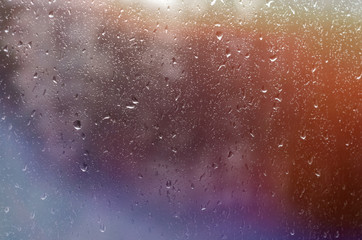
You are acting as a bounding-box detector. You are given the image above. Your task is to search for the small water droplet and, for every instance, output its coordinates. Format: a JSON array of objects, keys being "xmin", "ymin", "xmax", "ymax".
[
  {"xmin": 52, "ymin": 76, "xmax": 57, "ymax": 84},
  {"xmin": 212, "ymin": 163, "xmax": 218, "ymax": 169},
  {"xmin": 40, "ymin": 193, "xmax": 48, "ymax": 200},
  {"xmin": 4, "ymin": 207, "xmax": 10, "ymax": 213},
  {"xmin": 315, "ymin": 170, "xmax": 321, "ymax": 178},
  {"xmin": 73, "ymin": 120, "xmax": 81, "ymax": 130},
  {"xmin": 131, "ymin": 96, "xmax": 139, "ymax": 104},
  {"xmin": 138, "ymin": 173, "xmax": 143, "ymax": 179},
  {"xmin": 290, "ymin": 229, "xmax": 295, "ymax": 236},
  {"xmin": 48, "ymin": 11, "xmax": 54, "ymax": 18},
  {"xmin": 300, "ymin": 131, "xmax": 306, "ymax": 140},
  {"xmin": 225, "ymin": 48, "xmax": 231, "ymax": 58},
  {"xmin": 99, "ymin": 224, "xmax": 106, "ymax": 233},
  {"xmin": 126, "ymin": 105, "xmax": 135, "ymax": 109},
  {"xmin": 216, "ymin": 31, "xmax": 223, "ymax": 40},
  {"xmin": 33, "ymin": 72, "xmax": 38, "ymax": 79},
  {"xmin": 30, "ymin": 110, "xmax": 36, "ymax": 118},
  {"xmin": 261, "ymin": 86, "xmax": 267, "ymax": 93},
  {"xmin": 313, "ymin": 99, "xmax": 318, "ymax": 108},
  {"xmin": 269, "ymin": 55, "xmax": 277, "ymax": 62},
  {"xmin": 201, "ymin": 207, "xmax": 206, "ymax": 211},
  {"xmin": 166, "ymin": 180, "xmax": 172, "ymax": 189},
  {"xmin": 80, "ymin": 163, "xmax": 88, "ymax": 172},
  {"xmin": 266, "ymin": 0, "xmax": 274, "ymax": 7}
]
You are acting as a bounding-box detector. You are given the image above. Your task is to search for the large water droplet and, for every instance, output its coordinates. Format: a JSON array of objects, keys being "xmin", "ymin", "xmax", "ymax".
[{"xmin": 48, "ymin": 11, "xmax": 54, "ymax": 18}]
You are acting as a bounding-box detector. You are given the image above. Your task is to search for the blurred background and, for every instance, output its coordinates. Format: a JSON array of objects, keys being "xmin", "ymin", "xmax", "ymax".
[{"xmin": 0, "ymin": 0, "xmax": 361, "ymax": 239}]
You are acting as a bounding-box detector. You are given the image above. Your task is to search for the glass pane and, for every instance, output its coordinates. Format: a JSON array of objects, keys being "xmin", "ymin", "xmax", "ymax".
[{"xmin": 1, "ymin": 0, "xmax": 361, "ymax": 239}]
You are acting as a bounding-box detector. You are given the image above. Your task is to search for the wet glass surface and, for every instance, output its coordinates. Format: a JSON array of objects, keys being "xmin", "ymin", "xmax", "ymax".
[{"xmin": 0, "ymin": 0, "xmax": 361, "ymax": 239}]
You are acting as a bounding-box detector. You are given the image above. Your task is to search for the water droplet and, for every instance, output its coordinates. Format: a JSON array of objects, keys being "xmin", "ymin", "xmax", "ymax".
[
  {"xmin": 308, "ymin": 157, "xmax": 313, "ymax": 165},
  {"xmin": 269, "ymin": 55, "xmax": 278, "ymax": 62},
  {"xmin": 73, "ymin": 120, "xmax": 81, "ymax": 130},
  {"xmin": 126, "ymin": 105, "xmax": 135, "ymax": 109},
  {"xmin": 261, "ymin": 86, "xmax": 267, "ymax": 93},
  {"xmin": 300, "ymin": 131, "xmax": 306, "ymax": 140},
  {"xmin": 31, "ymin": 110, "xmax": 36, "ymax": 118},
  {"xmin": 315, "ymin": 170, "xmax": 321, "ymax": 178},
  {"xmin": 313, "ymin": 99, "xmax": 318, "ymax": 108},
  {"xmin": 33, "ymin": 72, "xmax": 38, "ymax": 79},
  {"xmin": 290, "ymin": 229, "xmax": 295, "ymax": 236},
  {"xmin": 40, "ymin": 193, "xmax": 48, "ymax": 200},
  {"xmin": 216, "ymin": 31, "xmax": 223, "ymax": 40},
  {"xmin": 80, "ymin": 163, "xmax": 88, "ymax": 172},
  {"xmin": 131, "ymin": 96, "xmax": 139, "ymax": 104},
  {"xmin": 201, "ymin": 207, "xmax": 206, "ymax": 211},
  {"xmin": 99, "ymin": 224, "xmax": 106, "ymax": 233},
  {"xmin": 266, "ymin": 0, "xmax": 274, "ymax": 7},
  {"xmin": 4, "ymin": 207, "xmax": 10, "ymax": 213},
  {"xmin": 52, "ymin": 76, "xmax": 57, "ymax": 84},
  {"xmin": 166, "ymin": 180, "xmax": 172, "ymax": 189},
  {"xmin": 48, "ymin": 11, "xmax": 54, "ymax": 18},
  {"xmin": 212, "ymin": 163, "xmax": 218, "ymax": 169},
  {"xmin": 225, "ymin": 48, "xmax": 231, "ymax": 58}
]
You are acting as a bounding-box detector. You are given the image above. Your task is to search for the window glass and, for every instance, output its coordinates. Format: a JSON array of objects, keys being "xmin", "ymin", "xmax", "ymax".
[{"xmin": 0, "ymin": 0, "xmax": 361, "ymax": 239}]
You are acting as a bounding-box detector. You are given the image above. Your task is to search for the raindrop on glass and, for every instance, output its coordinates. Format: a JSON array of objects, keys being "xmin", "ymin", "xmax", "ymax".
[
  {"xmin": 80, "ymin": 163, "xmax": 88, "ymax": 172},
  {"xmin": 216, "ymin": 31, "xmax": 223, "ymax": 40},
  {"xmin": 99, "ymin": 224, "xmax": 106, "ymax": 233},
  {"xmin": 166, "ymin": 180, "xmax": 172, "ymax": 189},
  {"xmin": 4, "ymin": 207, "xmax": 10, "ymax": 213},
  {"xmin": 269, "ymin": 55, "xmax": 278, "ymax": 62},
  {"xmin": 73, "ymin": 120, "xmax": 82, "ymax": 130},
  {"xmin": 40, "ymin": 193, "xmax": 48, "ymax": 200}
]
